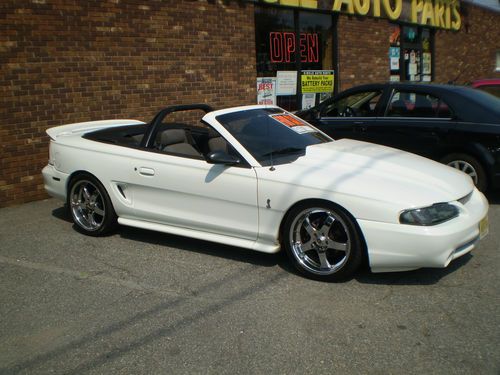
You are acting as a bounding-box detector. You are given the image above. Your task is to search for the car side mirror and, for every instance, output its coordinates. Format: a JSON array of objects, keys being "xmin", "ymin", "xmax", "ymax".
[{"xmin": 206, "ymin": 151, "xmax": 241, "ymax": 166}]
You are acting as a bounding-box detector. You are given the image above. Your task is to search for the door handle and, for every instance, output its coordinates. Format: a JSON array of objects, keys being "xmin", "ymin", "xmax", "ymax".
[{"xmin": 138, "ymin": 167, "xmax": 155, "ymax": 176}]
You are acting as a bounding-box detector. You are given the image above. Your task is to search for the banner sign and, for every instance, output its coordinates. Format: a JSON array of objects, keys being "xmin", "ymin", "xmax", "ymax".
[
  {"xmin": 257, "ymin": 77, "xmax": 277, "ymax": 105},
  {"xmin": 252, "ymin": 0, "xmax": 461, "ymax": 31},
  {"xmin": 276, "ymin": 71, "xmax": 297, "ymax": 95},
  {"xmin": 301, "ymin": 70, "xmax": 334, "ymax": 94}
]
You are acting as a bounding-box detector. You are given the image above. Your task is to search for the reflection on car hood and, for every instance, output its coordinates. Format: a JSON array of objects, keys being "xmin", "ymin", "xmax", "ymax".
[{"xmin": 271, "ymin": 139, "xmax": 473, "ymax": 208}]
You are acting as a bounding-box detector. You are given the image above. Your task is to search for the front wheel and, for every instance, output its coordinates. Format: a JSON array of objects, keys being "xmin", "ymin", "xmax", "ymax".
[
  {"xmin": 282, "ymin": 202, "xmax": 364, "ymax": 282},
  {"xmin": 67, "ymin": 174, "xmax": 117, "ymax": 236},
  {"xmin": 441, "ymin": 153, "xmax": 487, "ymax": 192}
]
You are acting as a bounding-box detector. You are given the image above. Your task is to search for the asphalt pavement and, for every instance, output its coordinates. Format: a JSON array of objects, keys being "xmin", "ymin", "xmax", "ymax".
[{"xmin": 0, "ymin": 195, "xmax": 499, "ymax": 374}]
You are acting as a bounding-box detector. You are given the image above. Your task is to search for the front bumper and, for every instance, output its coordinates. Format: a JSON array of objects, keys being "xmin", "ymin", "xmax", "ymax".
[
  {"xmin": 42, "ymin": 164, "xmax": 69, "ymax": 202},
  {"xmin": 359, "ymin": 189, "xmax": 489, "ymax": 273}
]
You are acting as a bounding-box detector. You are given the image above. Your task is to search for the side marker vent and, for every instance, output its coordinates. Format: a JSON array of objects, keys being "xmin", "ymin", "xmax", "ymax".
[
  {"xmin": 117, "ymin": 184, "xmax": 127, "ymax": 199},
  {"xmin": 458, "ymin": 191, "xmax": 473, "ymax": 205}
]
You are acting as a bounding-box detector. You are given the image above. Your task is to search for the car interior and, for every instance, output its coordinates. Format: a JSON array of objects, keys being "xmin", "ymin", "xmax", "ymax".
[{"xmin": 84, "ymin": 120, "xmax": 232, "ymax": 161}]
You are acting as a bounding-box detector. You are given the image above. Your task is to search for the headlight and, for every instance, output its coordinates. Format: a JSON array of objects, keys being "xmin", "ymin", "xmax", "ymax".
[{"xmin": 400, "ymin": 203, "xmax": 459, "ymax": 226}]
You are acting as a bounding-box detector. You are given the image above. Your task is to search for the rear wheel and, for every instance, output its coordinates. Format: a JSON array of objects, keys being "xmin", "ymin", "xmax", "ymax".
[
  {"xmin": 67, "ymin": 174, "xmax": 117, "ymax": 236},
  {"xmin": 441, "ymin": 153, "xmax": 487, "ymax": 192},
  {"xmin": 282, "ymin": 202, "xmax": 364, "ymax": 282}
]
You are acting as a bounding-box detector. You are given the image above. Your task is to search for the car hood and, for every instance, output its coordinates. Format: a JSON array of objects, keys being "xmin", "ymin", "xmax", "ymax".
[{"xmin": 266, "ymin": 139, "xmax": 473, "ymax": 209}]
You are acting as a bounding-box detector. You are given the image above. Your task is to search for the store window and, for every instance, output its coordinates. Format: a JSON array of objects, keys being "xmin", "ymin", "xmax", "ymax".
[
  {"xmin": 255, "ymin": 7, "xmax": 336, "ymax": 111},
  {"xmin": 389, "ymin": 26, "xmax": 434, "ymax": 82}
]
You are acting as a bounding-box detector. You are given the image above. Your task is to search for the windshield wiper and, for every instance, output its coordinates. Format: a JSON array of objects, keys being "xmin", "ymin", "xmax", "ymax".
[{"xmin": 262, "ymin": 147, "xmax": 305, "ymax": 157}]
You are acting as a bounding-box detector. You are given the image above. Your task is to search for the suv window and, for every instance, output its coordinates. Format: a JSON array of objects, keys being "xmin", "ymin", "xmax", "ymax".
[
  {"xmin": 322, "ymin": 90, "xmax": 383, "ymax": 117},
  {"xmin": 386, "ymin": 91, "xmax": 452, "ymax": 118}
]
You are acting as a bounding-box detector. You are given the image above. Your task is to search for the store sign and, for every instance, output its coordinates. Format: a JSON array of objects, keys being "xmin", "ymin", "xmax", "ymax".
[
  {"xmin": 257, "ymin": 77, "xmax": 277, "ymax": 105},
  {"xmin": 276, "ymin": 71, "xmax": 298, "ymax": 95},
  {"xmin": 301, "ymin": 70, "xmax": 334, "ymax": 94},
  {"xmin": 255, "ymin": 0, "xmax": 461, "ymax": 30},
  {"xmin": 270, "ymin": 32, "xmax": 319, "ymax": 63}
]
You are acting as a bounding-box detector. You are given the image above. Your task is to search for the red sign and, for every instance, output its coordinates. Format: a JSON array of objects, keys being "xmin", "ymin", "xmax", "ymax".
[
  {"xmin": 271, "ymin": 114, "xmax": 307, "ymax": 127},
  {"xmin": 270, "ymin": 32, "xmax": 319, "ymax": 64}
]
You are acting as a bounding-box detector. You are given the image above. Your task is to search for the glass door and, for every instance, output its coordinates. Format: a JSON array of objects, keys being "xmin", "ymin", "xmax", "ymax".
[{"xmin": 400, "ymin": 26, "xmax": 434, "ymax": 82}]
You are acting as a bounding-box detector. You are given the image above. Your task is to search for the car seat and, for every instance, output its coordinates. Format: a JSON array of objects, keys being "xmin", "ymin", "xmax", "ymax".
[{"xmin": 160, "ymin": 129, "xmax": 201, "ymax": 156}]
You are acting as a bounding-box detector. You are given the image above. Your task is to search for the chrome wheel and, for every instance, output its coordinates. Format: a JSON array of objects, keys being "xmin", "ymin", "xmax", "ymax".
[
  {"xmin": 69, "ymin": 180, "xmax": 106, "ymax": 232},
  {"xmin": 447, "ymin": 160, "xmax": 478, "ymax": 185},
  {"xmin": 289, "ymin": 208, "xmax": 351, "ymax": 276}
]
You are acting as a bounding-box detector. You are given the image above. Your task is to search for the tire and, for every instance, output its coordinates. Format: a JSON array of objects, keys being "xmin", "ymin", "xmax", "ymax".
[
  {"xmin": 440, "ymin": 153, "xmax": 487, "ymax": 192},
  {"xmin": 282, "ymin": 201, "xmax": 364, "ymax": 282},
  {"xmin": 67, "ymin": 173, "xmax": 117, "ymax": 236}
]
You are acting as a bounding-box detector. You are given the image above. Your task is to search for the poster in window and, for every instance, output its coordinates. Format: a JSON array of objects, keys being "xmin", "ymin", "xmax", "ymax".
[
  {"xmin": 389, "ymin": 47, "xmax": 400, "ymax": 59},
  {"xmin": 276, "ymin": 71, "xmax": 297, "ymax": 96},
  {"xmin": 409, "ymin": 63, "xmax": 417, "ymax": 75},
  {"xmin": 390, "ymin": 58, "xmax": 400, "ymax": 70},
  {"xmin": 389, "ymin": 47, "xmax": 400, "ymax": 70},
  {"xmin": 300, "ymin": 70, "xmax": 334, "ymax": 94},
  {"xmin": 257, "ymin": 77, "xmax": 277, "ymax": 105},
  {"xmin": 302, "ymin": 93, "xmax": 316, "ymax": 109},
  {"xmin": 422, "ymin": 53, "xmax": 431, "ymax": 75}
]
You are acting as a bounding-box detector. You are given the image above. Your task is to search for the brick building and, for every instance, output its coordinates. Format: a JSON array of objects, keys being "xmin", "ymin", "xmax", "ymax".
[{"xmin": 1, "ymin": 0, "xmax": 499, "ymax": 207}]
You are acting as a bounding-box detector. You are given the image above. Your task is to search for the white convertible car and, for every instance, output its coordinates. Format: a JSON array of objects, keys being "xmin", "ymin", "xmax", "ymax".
[{"xmin": 42, "ymin": 104, "xmax": 489, "ymax": 281}]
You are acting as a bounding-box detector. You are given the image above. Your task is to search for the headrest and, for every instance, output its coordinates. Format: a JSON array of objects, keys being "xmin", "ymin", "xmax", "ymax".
[
  {"xmin": 207, "ymin": 128, "xmax": 220, "ymax": 139},
  {"xmin": 161, "ymin": 129, "xmax": 187, "ymax": 146}
]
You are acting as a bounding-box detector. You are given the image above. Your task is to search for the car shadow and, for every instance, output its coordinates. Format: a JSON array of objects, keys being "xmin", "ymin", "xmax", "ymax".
[
  {"xmin": 354, "ymin": 253, "xmax": 473, "ymax": 285},
  {"xmin": 117, "ymin": 225, "xmax": 288, "ymax": 269},
  {"xmin": 52, "ymin": 205, "xmax": 72, "ymax": 223},
  {"xmin": 110, "ymin": 224, "xmax": 477, "ymax": 285},
  {"xmin": 51, "ymin": 205, "xmax": 475, "ymax": 285},
  {"xmin": 51, "ymin": 205, "xmax": 290, "ymax": 269}
]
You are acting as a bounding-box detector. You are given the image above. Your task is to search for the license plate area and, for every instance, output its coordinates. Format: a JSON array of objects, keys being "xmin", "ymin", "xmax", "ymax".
[{"xmin": 479, "ymin": 216, "xmax": 489, "ymax": 239}]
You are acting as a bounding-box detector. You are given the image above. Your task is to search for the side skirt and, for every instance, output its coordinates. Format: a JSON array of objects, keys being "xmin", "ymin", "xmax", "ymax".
[{"xmin": 117, "ymin": 217, "xmax": 281, "ymax": 254}]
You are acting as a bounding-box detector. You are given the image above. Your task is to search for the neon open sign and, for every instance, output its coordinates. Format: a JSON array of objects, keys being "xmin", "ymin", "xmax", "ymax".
[{"xmin": 269, "ymin": 32, "xmax": 319, "ymax": 63}]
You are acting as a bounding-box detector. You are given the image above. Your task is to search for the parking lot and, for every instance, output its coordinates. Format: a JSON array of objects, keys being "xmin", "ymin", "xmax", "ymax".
[{"xmin": 0, "ymin": 195, "xmax": 499, "ymax": 374}]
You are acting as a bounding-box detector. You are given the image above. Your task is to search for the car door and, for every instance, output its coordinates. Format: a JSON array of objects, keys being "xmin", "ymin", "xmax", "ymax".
[
  {"xmin": 125, "ymin": 139, "xmax": 259, "ymax": 241},
  {"xmin": 371, "ymin": 89, "xmax": 456, "ymax": 159},
  {"xmin": 311, "ymin": 88, "xmax": 385, "ymax": 141}
]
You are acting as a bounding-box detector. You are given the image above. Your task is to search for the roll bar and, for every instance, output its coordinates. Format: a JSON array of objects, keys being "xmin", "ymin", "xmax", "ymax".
[{"xmin": 141, "ymin": 104, "xmax": 214, "ymax": 148}]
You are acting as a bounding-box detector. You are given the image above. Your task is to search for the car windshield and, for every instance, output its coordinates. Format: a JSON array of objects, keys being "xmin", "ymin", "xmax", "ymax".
[{"xmin": 216, "ymin": 108, "xmax": 331, "ymax": 166}]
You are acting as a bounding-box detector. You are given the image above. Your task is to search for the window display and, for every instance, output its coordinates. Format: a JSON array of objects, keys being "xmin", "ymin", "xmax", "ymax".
[
  {"xmin": 389, "ymin": 25, "xmax": 433, "ymax": 82},
  {"xmin": 255, "ymin": 7, "xmax": 335, "ymax": 111}
]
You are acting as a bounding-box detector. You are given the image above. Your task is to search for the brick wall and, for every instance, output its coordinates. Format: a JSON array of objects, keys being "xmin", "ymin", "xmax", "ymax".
[
  {"xmin": 435, "ymin": 4, "xmax": 500, "ymax": 84},
  {"xmin": 0, "ymin": 0, "xmax": 256, "ymax": 207},
  {"xmin": 337, "ymin": 15, "xmax": 393, "ymax": 91}
]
